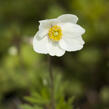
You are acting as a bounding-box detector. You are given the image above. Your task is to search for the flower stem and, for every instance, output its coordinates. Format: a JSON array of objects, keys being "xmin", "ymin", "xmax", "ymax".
[{"xmin": 48, "ymin": 55, "xmax": 55, "ymax": 109}]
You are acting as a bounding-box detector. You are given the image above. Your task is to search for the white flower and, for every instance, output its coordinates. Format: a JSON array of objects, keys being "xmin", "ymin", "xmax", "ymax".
[{"xmin": 33, "ymin": 14, "xmax": 85, "ymax": 57}]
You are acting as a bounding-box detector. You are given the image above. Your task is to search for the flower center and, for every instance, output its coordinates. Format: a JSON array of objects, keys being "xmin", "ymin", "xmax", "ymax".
[{"xmin": 48, "ymin": 25, "xmax": 62, "ymax": 41}]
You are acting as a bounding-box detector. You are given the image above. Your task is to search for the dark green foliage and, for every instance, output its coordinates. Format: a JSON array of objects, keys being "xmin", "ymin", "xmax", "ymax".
[{"xmin": 21, "ymin": 74, "xmax": 75, "ymax": 109}]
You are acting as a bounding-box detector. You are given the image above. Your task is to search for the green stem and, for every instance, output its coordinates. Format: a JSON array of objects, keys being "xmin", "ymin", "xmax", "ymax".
[{"xmin": 48, "ymin": 55, "xmax": 55, "ymax": 109}]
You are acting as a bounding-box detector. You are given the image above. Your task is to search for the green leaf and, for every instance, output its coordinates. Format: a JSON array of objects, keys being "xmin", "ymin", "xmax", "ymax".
[
  {"xmin": 21, "ymin": 104, "xmax": 43, "ymax": 109},
  {"xmin": 25, "ymin": 96, "xmax": 49, "ymax": 105},
  {"xmin": 20, "ymin": 104, "xmax": 34, "ymax": 109}
]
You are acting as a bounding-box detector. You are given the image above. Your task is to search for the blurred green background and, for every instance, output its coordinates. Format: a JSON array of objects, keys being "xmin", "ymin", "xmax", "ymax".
[{"xmin": 0, "ymin": 0, "xmax": 109, "ymax": 109}]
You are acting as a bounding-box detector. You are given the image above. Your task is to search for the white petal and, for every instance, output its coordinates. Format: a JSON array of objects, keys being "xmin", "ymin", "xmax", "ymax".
[
  {"xmin": 58, "ymin": 14, "xmax": 78, "ymax": 24},
  {"xmin": 39, "ymin": 19, "xmax": 59, "ymax": 29},
  {"xmin": 38, "ymin": 19, "xmax": 59, "ymax": 38},
  {"xmin": 33, "ymin": 32, "xmax": 65, "ymax": 56},
  {"xmin": 59, "ymin": 23, "xmax": 85, "ymax": 51},
  {"xmin": 33, "ymin": 32, "xmax": 49, "ymax": 54},
  {"xmin": 38, "ymin": 28, "xmax": 49, "ymax": 39},
  {"xmin": 47, "ymin": 40, "xmax": 65, "ymax": 57},
  {"xmin": 59, "ymin": 23, "xmax": 85, "ymax": 36},
  {"xmin": 59, "ymin": 36, "xmax": 84, "ymax": 51}
]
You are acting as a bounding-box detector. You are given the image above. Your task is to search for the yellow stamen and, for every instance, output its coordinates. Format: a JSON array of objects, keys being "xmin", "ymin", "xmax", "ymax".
[{"xmin": 48, "ymin": 25, "xmax": 62, "ymax": 41}]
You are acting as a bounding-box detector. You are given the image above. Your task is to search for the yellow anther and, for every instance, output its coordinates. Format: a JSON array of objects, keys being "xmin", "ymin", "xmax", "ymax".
[{"xmin": 48, "ymin": 25, "xmax": 62, "ymax": 41}]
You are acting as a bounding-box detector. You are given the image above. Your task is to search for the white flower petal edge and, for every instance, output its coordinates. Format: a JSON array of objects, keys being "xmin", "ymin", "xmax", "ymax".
[
  {"xmin": 33, "ymin": 32, "xmax": 65, "ymax": 56},
  {"xmin": 57, "ymin": 14, "xmax": 78, "ymax": 24},
  {"xmin": 59, "ymin": 23, "xmax": 85, "ymax": 51},
  {"xmin": 33, "ymin": 32, "xmax": 48, "ymax": 54},
  {"xmin": 47, "ymin": 41, "xmax": 65, "ymax": 57},
  {"xmin": 59, "ymin": 37, "xmax": 84, "ymax": 51},
  {"xmin": 59, "ymin": 23, "xmax": 85, "ymax": 36}
]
